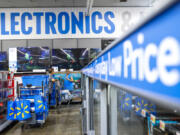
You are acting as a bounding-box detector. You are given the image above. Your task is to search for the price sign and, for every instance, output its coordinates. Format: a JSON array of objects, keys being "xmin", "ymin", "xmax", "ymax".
[
  {"xmin": 150, "ymin": 114, "xmax": 156, "ymax": 124},
  {"xmin": 160, "ymin": 120, "xmax": 165, "ymax": 131},
  {"xmin": 141, "ymin": 109, "xmax": 146, "ymax": 117}
]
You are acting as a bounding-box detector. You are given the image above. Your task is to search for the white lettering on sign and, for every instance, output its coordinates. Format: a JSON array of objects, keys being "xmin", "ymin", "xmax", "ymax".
[
  {"xmin": 108, "ymin": 52, "xmax": 122, "ymax": 77},
  {"xmin": 101, "ymin": 58, "xmax": 108, "ymax": 80},
  {"xmin": 123, "ymin": 34, "xmax": 180, "ymax": 86},
  {"xmin": 158, "ymin": 37, "xmax": 180, "ymax": 86},
  {"xmin": 88, "ymin": 67, "xmax": 94, "ymax": 75},
  {"xmin": 123, "ymin": 40, "xmax": 133, "ymax": 78},
  {"xmin": 101, "ymin": 57, "xmax": 108, "ymax": 76},
  {"xmin": 0, "ymin": 8, "xmax": 147, "ymax": 39},
  {"xmin": 132, "ymin": 46, "xmax": 144, "ymax": 80},
  {"xmin": 144, "ymin": 43, "xmax": 158, "ymax": 83},
  {"xmin": 84, "ymin": 35, "xmax": 179, "ymax": 87},
  {"xmin": 95, "ymin": 61, "xmax": 100, "ymax": 74}
]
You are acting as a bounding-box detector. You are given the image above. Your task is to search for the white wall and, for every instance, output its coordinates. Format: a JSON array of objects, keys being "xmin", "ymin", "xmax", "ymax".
[
  {"xmin": 1, "ymin": 40, "xmax": 27, "ymax": 52},
  {"xmin": 27, "ymin": 39, "xmax": 53, "ymax": 48},
  {"xmin": 78, "ymin": 39, "xmax": 101, "ymax": 48},
  {"xmin": 53, "ymin": 39, "xmax": 77, "ymax": 48}
]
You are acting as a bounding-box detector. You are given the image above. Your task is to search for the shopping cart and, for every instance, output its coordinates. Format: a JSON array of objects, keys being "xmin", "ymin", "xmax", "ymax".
[
  {"xmin": 7, "ymin": 75, "xmax": 49, "ymax": 128},
  {"xmin": 18, "ymin": 84, "xmax": 48, "ymax": 126}
]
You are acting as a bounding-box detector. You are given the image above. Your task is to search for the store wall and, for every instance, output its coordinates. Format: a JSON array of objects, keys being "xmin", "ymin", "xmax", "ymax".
[
  {"xmin": 0, "ymin": 0, "xmax": 150, "ymax": 8},
  {"xmin": 28, "ymin": 39, "xmax": 53, "ymax": 49},
  {"xmin": 53, "ymin": 39, "xmax": 77, "ymax": 48},
  {"xmin": 1, "ymin": 40, "xmax": 27, "ymax": 52},
  {"xmin": 0, "ymin": 39, "xmax": 101, "ymax": 52}
]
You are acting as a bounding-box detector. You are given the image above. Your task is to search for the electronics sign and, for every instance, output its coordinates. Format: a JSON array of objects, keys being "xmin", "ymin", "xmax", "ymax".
[{"xmin": 0, "ymin": 7, "xmax": 147, "ymax": 39}]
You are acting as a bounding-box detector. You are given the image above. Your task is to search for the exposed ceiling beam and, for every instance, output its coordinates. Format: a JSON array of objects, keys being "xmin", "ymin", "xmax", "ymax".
[{"xmin": 86, "ymin": 0, "xmax": 94, "ymax": 16}]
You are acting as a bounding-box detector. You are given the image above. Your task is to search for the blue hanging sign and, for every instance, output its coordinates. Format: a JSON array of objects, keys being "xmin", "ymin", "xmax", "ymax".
[{"xmin": 82, "ymin": 2, "xmax": 180, "ymax": 110}]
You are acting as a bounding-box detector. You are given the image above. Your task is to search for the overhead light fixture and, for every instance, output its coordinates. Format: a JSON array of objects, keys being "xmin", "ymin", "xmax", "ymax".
[
  {"xmin": 30, "ymin": 0, "xmax": 36, "ymax": 2},
  {"xmin": 120, "ymin": 0, "xmax": 127, "ymax": 2}
]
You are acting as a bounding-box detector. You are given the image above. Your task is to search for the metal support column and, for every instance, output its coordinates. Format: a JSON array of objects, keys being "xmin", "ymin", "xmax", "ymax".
[{"xmin": 100, "ymin": 85, "xmax": 108, "ymax": 135}]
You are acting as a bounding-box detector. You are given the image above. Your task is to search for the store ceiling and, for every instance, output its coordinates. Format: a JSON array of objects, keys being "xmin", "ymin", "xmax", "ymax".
[{"xmin": 0, "ymin": 0, "xmax": 151, "ymax": 8}]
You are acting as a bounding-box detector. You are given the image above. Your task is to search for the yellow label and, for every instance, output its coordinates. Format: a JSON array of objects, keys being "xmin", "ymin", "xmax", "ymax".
[
  {"xmin": 39, "ymin": 104, "xmax": 43, "ymax": 109},
  {"xmin": 16, "ymin": 107, "xmax": 21, "ymax": 110},
  {"xmin": 144, "ymin": 108, "xmax": 149, "ymax": 112},
  {"xmin": 17, "ymin": 112, "xmax": 21, "ymax": 116},
  {"xmin": 144, "ymin": 104, "xmax": 148, "ymax": 107},
  {"xmin": 22, "ymin": 113, "xmax": 24, "ymax": 118},
  {"xmin": 9, "ymin": 112, "xmax": 14, "ymax": 116},
  {"xmin": 38, "ymin": 100, "xmax": 42, "ymax": 103},
  {"xmin": 25, "ymin": 111, "xmax": 29, "ymax": 114},
  {"xmin": 24, "ymin": 105, "xmax": 28, "ymax": 110},
  {"xmin": 136, "ymin": 107, "xmax": 140, "ymax": 112}
]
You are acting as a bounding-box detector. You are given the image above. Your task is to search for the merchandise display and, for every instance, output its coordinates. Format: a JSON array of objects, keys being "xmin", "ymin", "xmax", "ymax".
[
  {"xmin": 17, "ymin": 47, "xmax": 50, "ymax": 72},
  {"xmin": 0, "ymin": 52, "xmax": 8, "ymax": 71},
  {"xmin": 53, "ymin": 72, "xmax": 81, "ymax": 103},
  {"xmin": 89, "ymin": 48, "xmax": 101, "ymax": 61},
  {"xmin": 49, "ymin": 80, "xmax": 62, "ymax": 107},
  {"xmin": 52, "ymin": 48, "xmax": 100, "ymax": 71},
  {"xmin": 7, "ymin": 75, "xmax": 49, "ymax": 126},
  {"xmin": 9, "ymin": 48, "xmax": 101, "ymax": 72},
  {"xmin": 52, "ymin": 49, "xmax": 69, "ymax": 69},
  {"xmin": 63, "ymin": 48, "xmax": 89, "ymax": 70},
  {"xmin": 0, "ymin": 72, "xmax": 14, "ymax": 132},
  {"xmin": 0, "ymin": 0, "xmax": 178, "ymax": 134}
]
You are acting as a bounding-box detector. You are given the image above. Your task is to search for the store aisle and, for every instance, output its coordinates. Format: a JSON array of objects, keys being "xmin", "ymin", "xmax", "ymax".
[{"xmin": 2, "ymin": 104, "xmax": 82, "ymax": 135}]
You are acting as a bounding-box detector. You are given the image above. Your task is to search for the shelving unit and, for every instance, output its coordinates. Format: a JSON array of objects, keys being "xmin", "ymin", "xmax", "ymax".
[{"xmin": 0, "ymin": 71, "xmax": 14, "ymax": 132}]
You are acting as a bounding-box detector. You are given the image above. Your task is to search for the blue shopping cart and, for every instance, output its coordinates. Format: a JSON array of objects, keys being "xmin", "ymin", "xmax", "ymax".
[{"xmin": 7, "ymin": 75, "xmax": 49, "ymax": 128}]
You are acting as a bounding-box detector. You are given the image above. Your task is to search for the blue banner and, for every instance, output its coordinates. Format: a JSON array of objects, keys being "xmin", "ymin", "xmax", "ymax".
[{"xmin": 82, "ymin": 2, "xmax": 180, "ymax": 108}]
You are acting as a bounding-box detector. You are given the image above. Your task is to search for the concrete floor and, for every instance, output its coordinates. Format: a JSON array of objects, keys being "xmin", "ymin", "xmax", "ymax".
[{"xmin": 2, "ymin": 104, "xmax": 82, "ymax": 135}]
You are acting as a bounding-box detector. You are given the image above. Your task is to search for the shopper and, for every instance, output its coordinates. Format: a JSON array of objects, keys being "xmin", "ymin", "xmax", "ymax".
[
  {"xmin": 64, "ymin": 70, "xmax": 74, "ymax": 92},
  {"xmin": 48, "ymin": 67, "xmax": 57, "ymax": 104}
]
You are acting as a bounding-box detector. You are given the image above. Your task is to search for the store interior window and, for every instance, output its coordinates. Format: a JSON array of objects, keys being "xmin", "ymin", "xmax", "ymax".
[
  {"xmin": 117, "ymin": 90, "xmax": 146, "ymax": 135},
  {"xmin": 93, "ymin": 80, "xmax": 101, "ymax": 135},
  {"xmin": 109, "ymin": 87, "xmax": 180, "ymax": 135}
]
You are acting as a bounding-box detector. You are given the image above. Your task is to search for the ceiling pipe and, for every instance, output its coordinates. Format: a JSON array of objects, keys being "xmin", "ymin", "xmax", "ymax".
[{"xmin": 86, "ymin": 0, "xmax": 94, "ymax": 16}]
